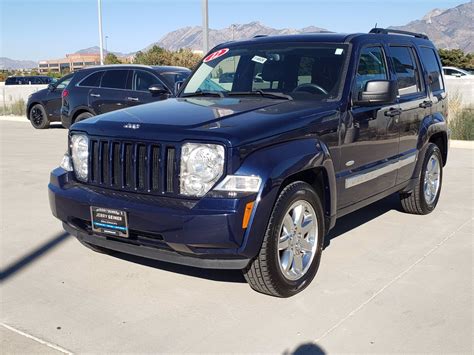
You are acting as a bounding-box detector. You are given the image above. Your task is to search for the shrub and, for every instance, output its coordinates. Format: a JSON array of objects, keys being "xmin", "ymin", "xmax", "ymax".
[
  {"xmin": 0, "ymin": 98, "xmax": 26, "ymax": 116},
  {"xmin": 450, "ymin": 108, "xmax": 474, "ymax": 141}
]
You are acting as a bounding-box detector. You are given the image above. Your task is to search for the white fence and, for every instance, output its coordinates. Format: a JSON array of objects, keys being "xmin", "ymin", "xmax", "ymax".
[{"xmin": 1, "ymin": 82, "xmax": 48, "ymax": 111}]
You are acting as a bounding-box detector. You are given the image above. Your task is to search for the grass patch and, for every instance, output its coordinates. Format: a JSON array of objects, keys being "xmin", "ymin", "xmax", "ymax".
[
  {"xmin": 0, "ymin": 98, "xmax": 26, "ymax": 116},
  {"xmin": 448, "ymin": 91, "xmax": 474, "ymax": 141},
  {"xmin": 450, "ymin": 108, "xmax": 474, "ymax": 141}
]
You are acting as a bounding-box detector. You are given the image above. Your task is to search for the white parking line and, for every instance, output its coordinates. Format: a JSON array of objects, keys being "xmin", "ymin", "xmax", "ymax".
[
  {"xmin": 0, "ymin": 322, "xmax": 73, "ymax": 354},
  {"xmin": 314, "ymin": 217, "xmax": 473, "ymax": 343}
]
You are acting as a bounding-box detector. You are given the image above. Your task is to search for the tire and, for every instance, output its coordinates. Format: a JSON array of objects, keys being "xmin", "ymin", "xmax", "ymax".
[
  {"xmin": 400, "ymin": 143, "xmax": 443, "ymax": 215},
  {"xmin": 29, "ymin": 104, "xmax": 50, "ymax": 129},
  {"xmin": 76, "ymin": 238, "xmax": 113, "ymax": 255},
  {"xmin": 75, "ymin": 112, "xmax": 93, "ymax": 123},
  {"xmin": 243, "ymin": 181, "xmax": 325, "ymax": 297}
]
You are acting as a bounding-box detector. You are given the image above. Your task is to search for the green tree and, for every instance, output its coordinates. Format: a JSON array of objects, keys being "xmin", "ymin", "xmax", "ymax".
[
  {"xmin": 133, "ymin": 46, "xmax": 202, "ymax": 69},
  {"xmin": 438, "ymin": 49, "xmax": 474, "ymax": 69},
  {"xmin": 104, "ymin": 53, "xmax": 122, "ymax": 65},
  {"xmin": 134, "ymin": 45, "xmax": 166, "ymax": 65}
]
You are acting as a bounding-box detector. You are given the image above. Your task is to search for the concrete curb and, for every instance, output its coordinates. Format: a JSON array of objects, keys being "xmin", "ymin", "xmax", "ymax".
[
  {"xmin": 450, "ymin": 140, "xmax": 474, "ymax": 149},
  {"xmin": 0, "ymin": 115, "xmax": 27, "ymax": 123}
]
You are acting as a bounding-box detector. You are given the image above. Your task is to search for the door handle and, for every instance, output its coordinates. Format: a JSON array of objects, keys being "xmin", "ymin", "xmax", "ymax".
[
  {"xmin": 419, "ymin": 100, "xmax": 433, "ymax": 109},
  {"xmin": 90, "ymin": 93, "xmax": 101, "ymax": 98},
  {"xmin": 384, "ymin": 108, "xmax": 402, "ymax": 117},
  {"xmin": 126, "ymin": 97, "xmax": 139, "ymax": 102}
]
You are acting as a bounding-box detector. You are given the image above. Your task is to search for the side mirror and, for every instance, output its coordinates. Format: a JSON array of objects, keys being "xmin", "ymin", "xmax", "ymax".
[
  {"xmin": 148, "ymin": 84, "xmax": 169, "ymax": 95},
  {"xmin": 354, "ymin": 80, "xmax": 398, "ymax": 106},
  {"xmin": 47, "ymin": 83, "xmax": 55, "ymax": 91},
  {"xmin": 453, "ymin": 73, "xmax": 462, "ymax": 78}
]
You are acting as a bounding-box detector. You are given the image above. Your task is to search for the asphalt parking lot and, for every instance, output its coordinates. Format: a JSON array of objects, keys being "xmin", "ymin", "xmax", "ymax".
[{"xmin": 1, "ymin": 118, "xmax": 473, "ymax": 354}]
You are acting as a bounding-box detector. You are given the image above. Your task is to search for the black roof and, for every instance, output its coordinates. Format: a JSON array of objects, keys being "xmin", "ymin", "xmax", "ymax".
[{"xmin": 217, "ymin": 29, "xmax": 433, "ymax": 49}]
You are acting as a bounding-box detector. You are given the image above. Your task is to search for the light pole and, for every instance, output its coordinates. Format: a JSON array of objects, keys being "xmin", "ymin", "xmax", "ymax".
[
  {"xmin": 97, "ymin": 0, "xmax": 104, "ymax": 65},
  {"xmin": 202, "ymin": 0, "xmax": 209, "ymax": 54}
]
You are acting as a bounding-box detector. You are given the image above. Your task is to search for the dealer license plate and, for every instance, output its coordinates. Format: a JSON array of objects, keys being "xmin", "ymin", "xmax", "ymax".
[{"xmin": 91, "ymin": 206, "xmax": 129, "ymax": 238}]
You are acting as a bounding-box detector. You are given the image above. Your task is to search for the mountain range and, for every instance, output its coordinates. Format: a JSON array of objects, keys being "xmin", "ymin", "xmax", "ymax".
[
  {"xmin": 1, "ymin": 1, "xmax": 472, "ymax": 70},
  {"xmin": 390, "ymin": 0, "xmax": 473, "ymax": 52}
]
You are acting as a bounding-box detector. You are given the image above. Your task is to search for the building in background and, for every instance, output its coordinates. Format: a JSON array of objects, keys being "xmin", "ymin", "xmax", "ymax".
[
  {"xmin": 38, "ymin": 53, "xmax": 101, "ymax": 73},
  {"xmin": 38, "ymin": 52, "xmax": 132, "ymax": 73}
]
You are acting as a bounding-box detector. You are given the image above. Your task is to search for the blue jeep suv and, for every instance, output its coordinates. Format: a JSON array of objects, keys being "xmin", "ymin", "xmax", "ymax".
[{"xmin": 49, "ymin": 28, "xmax": 448, "ymax": 297}]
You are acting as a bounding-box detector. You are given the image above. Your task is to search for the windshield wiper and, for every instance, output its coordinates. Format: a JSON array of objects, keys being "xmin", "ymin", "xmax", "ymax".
[
  {"xmin": 181, "ymin": 90, "xmax": 225, "ymax": 98},
  {"xmin": 227, "ymin": 90, "xmax": 293, "ymax": 100}
]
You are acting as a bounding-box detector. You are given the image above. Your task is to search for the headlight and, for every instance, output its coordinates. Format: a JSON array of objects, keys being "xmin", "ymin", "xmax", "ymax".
[
  {"xmin": 71, "ymin": 134, "xmax": 89, "ymax": 181},
  {"xmin": 180, "ymin": 143, "xmax": 225, "ymax": 197}
]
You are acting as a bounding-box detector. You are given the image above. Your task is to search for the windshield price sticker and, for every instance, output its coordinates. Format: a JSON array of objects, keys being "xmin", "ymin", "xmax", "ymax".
[
  {"xmin": 203, "ymin": 48, "xmax": 230, "ymax": 63},
  {"xmin": 335, "ymin": 48, "xmax": 344, "ymax": 55},
  {"xmin": 251, "ymin": 55, "xmax": 268, "ymax": 64}
]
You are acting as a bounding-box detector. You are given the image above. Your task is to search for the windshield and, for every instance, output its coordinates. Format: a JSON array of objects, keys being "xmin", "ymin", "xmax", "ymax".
[{"xmin": 182, "ymin": 42, "xmax": 349, "ymax": 100}]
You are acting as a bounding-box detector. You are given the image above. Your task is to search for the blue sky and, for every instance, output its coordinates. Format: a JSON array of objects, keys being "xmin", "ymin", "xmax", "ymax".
[{"xmin": 0, "ymin": 0, "xmax": 467, "ymax": 61}]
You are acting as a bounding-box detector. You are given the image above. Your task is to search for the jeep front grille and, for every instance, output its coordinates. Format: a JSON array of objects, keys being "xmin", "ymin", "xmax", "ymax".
[{"xmin": 87, "ymin": 138, "xmax": 179, "ymax": 195}]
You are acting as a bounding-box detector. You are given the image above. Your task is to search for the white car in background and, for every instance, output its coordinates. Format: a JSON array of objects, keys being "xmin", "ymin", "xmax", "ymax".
[{"xmin": 443, "ymin": 66, "xmax": 472, "ymax": 77}]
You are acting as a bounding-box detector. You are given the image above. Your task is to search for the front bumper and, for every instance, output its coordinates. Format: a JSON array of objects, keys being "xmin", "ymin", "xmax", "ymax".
[{"xmin": 49, "ymin": 168, "xmax": 258, "ymax": 269}]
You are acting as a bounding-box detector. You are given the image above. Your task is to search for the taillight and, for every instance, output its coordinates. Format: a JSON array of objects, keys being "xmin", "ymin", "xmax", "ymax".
[{"xmin": 62, "ymin": 89, "xmax": 69, "ymax": 98}]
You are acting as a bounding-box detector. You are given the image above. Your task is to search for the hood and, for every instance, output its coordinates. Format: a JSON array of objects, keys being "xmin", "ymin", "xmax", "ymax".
[{"xmin": 72, "ymin": 97, "xmax": 338, "ymax": 147}]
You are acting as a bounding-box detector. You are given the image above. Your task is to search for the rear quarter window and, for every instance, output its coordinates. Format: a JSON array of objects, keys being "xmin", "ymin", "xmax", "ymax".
[{"xmin": 419, "ymin": 47, "xmax": 444, "ymax": 92}]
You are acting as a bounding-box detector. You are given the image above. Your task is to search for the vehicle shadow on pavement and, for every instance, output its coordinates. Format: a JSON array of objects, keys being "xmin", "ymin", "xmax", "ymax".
[
  {"xmin": 0, "ymin": 232, "xmax": 70, "ymax": 282},
  {"xmin": 324, "ymin": 193, "xmax": 402, "ymax": 248},
  {"xmin": 107, "ymin": 194, "xmax": 402, "ymax": 283},
  {"xmin": 111, "ymin": 252, "xmax": 246, "ymax": 283}
]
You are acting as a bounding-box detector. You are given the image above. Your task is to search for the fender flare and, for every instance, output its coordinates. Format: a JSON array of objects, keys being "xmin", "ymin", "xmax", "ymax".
[
  {"xmin": 71, "ymin": 106, "xmax": 95, "ymax": 122},
  {"xmin": 234, "ymin": 138, "xmax": 337, "ymax": 257},
  {"xmin": 412, "ymin": 113, "xmax": 448, "ymax": 178}
]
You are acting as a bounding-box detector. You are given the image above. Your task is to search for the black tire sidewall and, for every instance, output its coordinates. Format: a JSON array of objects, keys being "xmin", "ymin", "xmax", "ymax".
[
  {"xmin": 75, "ymin": 112, "xmax": 93, "ymax": 123},
  {"xmin": 265, "ymin": 182, "xmax": 324, "ymax": 297},
  {"xmin": 29, "ymin": 104, "xmax": 49, "ymax": 129},
  {"xmin": 419, "ymin": 144, "xmax": 443, "ymax": 212}
]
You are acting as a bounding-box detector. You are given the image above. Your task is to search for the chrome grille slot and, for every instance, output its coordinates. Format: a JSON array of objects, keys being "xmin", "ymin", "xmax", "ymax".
[
  {"xmin": 151, "ymin": 146, "xmax": 160, "ymax": 191},
  {"xmin": 166, "ymin": 147, "xmax": 175, "ymax": 193}
]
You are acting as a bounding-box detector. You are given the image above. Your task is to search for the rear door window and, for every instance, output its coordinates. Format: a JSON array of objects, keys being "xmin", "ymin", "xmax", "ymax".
[
  {"xmin": 389, "ymin": 46, "xmax": 423, "ymax": 96},
  {"xmin": 419, "ymin": 47, "xmax": 444, "ymax": 92},
  {"xmin": 79, "ymin": 71, "xmax": 103, "ymax": 87},
  {"xmin": 100, "ymin": 70, "xmax": 130, "ymax": 89}
]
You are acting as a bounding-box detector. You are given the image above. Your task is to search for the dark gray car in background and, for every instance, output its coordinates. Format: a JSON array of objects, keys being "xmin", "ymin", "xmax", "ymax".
[{"xmin": 60, "ymin": 65, "xmax": 191, "ymax": 128}]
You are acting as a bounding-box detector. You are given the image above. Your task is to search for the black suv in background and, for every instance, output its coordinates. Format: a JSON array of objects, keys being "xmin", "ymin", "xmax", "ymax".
[
  {"xmin": 26, "ymin": 73, "xmax": 74, "ymax": 129},
  {"xmin": 5, "ymin": 76, "xmax": 55, "ymax": 85},
  {"xmin": 61, "ymin": 65, "xmax": 191, "ymax": 128}
]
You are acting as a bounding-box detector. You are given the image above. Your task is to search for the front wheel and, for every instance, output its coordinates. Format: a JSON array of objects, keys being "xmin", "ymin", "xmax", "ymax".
[
  {"xmin": 243, "ymin": 181, "xmax": 325, "ymax": 297},
  {"xmin": 400, "ymin": 143, "xmax": 443, "ymax": 214}
]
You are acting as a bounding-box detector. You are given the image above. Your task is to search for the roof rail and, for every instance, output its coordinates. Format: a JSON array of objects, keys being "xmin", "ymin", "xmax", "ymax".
[
  {"xmin": 253, "ymin": 34, "xmax": 268, "ymax": 38},
  {"xmin": 369, "ymin": 27, "xmax": 429, "ymax": 40}
]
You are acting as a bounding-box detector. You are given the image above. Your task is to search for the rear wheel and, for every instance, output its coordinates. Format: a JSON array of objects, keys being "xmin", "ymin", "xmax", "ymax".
[
  {"xmin": 400, "ymin": 143, "xmax": 443, "ymax": 214},
  {"xmin": 243, "ymin": 181, "xmax": 324, "ymax": 297},
  {"xmin": 29, "ymin": 104, "xmax": 50, "ymax": 129},
  {"xmin": 75, "ymin": 112, "xmax": 93, "ymax": 123}
]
